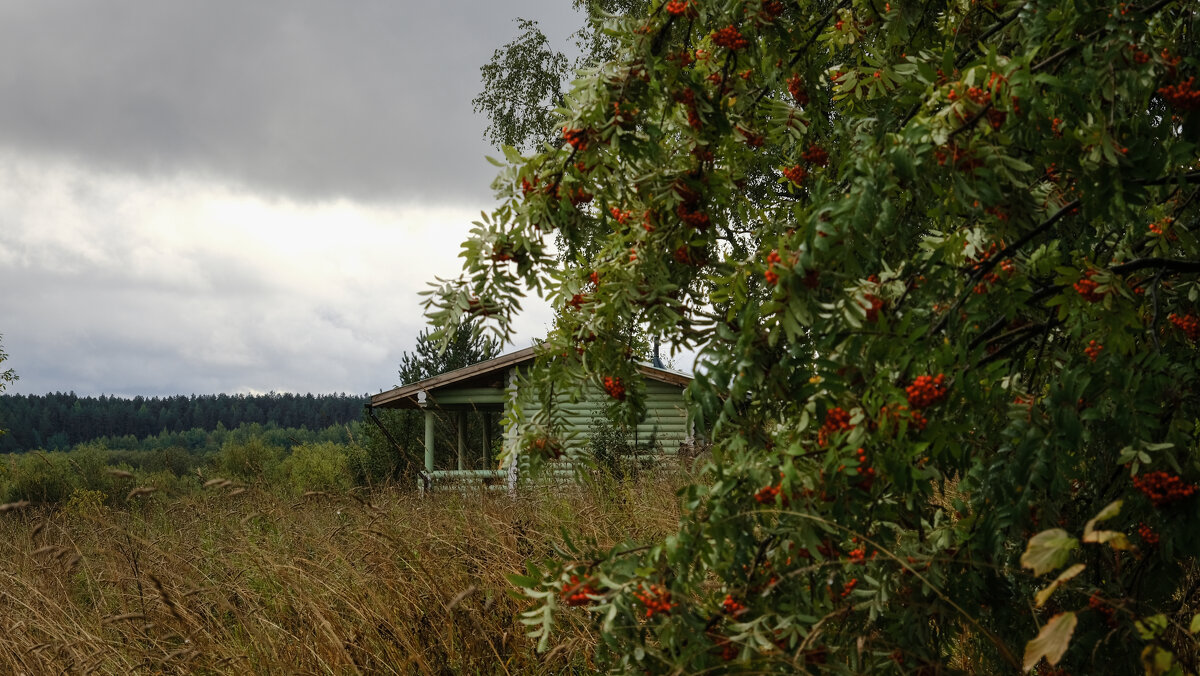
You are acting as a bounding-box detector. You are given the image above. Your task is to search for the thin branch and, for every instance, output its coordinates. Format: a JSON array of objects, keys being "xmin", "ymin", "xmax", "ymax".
[
  {"xmin": 1109, "ymin": 258, "xmax": 1200, "ymax": 275},
  {"xmin": 974, "ymin": 323, "xmax": 1048, "ymax": 369},
  {"xmin": 1025, "ymin": 321, "xmax": 1054, "ymax": 391},
  {"xmin": 1149, "ymin": 270, "xmax": 1164, "ymax": 351},
  {"xmin": 947, "ymin": 101, "xmax": 993, "ymax": 140},
  {"xmin": 1132, "ymin": 171, "xmax": 1200, "ymax": 186}
]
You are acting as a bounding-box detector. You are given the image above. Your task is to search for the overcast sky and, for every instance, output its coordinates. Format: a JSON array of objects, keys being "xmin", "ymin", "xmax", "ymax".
[{"xmin": 0, "ymin": 1, "xmax": 586, "ymax": 397}]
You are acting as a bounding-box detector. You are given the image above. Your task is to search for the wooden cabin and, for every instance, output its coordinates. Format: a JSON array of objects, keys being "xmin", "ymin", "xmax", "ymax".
[{"xmin": 366, "ymin": 346, "xmax": 695, "ymax": 489}]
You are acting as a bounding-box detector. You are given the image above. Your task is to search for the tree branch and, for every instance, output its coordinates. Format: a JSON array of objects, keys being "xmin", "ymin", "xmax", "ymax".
[
  {"xmin": 1132, "ymin": 171, "xmax": 1200, "ymax": 186},
  {"xmin": 929, "ymin": 200, "xmax": 1079, "ymax": 338},
  {"xmin": 1110, "ymin": 258, "xmax": 1200, "ymax": 275}
]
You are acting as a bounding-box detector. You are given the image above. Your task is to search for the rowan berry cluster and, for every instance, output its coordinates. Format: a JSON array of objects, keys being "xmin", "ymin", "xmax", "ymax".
[
  {"xmin": 677, "ymin": 202, "xmax": 711, "ymax": 229},
  {"xmin": 721, "ymin": 594, "xmax": 747, "ymax": 616},
  {"xmin": 567, "ymin": 187, "xmax": 592, "ymax": 206},
  {"xmin": 1148, "ymin": 217, "xmax": 1176, "ymax": 239},
  {"xmin": 1073, "ymin": 270, "xmax": 1105, "ymax": 302},
  {"xmin": 754, "ymin": 482, "xmax": 787, "ymax": 505},
  {"xmin": 760, "ymin": 1, "xmax": 785, "ymax": 20},
  {"xmin": 854, "ymin": 447, "xmax": 875, "ymax": 480},
  {"xmin": 566, "ymin": 293, "xmax": 587, "ymax": 311},
  {"xmin": 947, "ymin": 85, "xmax": 990, "ymax": 106},
  {"xmin": 848, "ymin": 547, "xmax": 867, "ymax": 564},
  {"xmin": 801, "ymin": 143, "xmax": 829, "ymax": 166},
  {"xmin": 465, "ymin": 297, "xmax": 496, "ymax": 317},
  {"xmin": 905, "ymin": 374, "xmax": 947, "ymax": 409},
  {"xmin": 637, "ymin": 212, "xmax": 655, "ymax": 234},
  {"xmin": 967, "ymin": 240, "xmax": 1002, "ymax": 271},
  {"xmin": 675, "ymin": 245, "xmax": 705, "ymax": 266},
  {"xmin": 986, "ymin": 107, "xmax": 1007, "ymax": 130},
  {"xmin": 1087, "ymin": 592, "xmax": 1117, "ymax": 627},
  {"xmin": 562, "ymin": 575, "xmax": 598, "ymax": 606},
  {"xmin": 1128, "ymin": 43, "xmax": 1151, "ymax": 65},
  {"xmin": 1133, "ymin": 470, "xmax": 1197, "ymax": 506},
  {"xmin": 782, "ymin": 164, "xmax": 808, "ymax": 186},
  {"xmin": 603, "ymin": 376, "xmax": 626, "ymax": 400},
  {"xmin": 665, "ymin": 0, "xmax": 697, "ymax": 17},
  {"xmin": 711, "ymin": 26, "xmax": 749, "ymax": 50},
  {"xmin": 862, "ymin": 293, "xmax": 884, "ymax": 322},
  {"xmin": 818, "ymin": 407, "xmax": 854, "ymax": 446},
  {"xmin": 1137, "ymin": 522, "xmax": 1159, "ymax": 545},
  {"xmin": 840, "ymin": 577, "xmax": 858, "ymax": 598},
  {"xmin": 1168, "ymin": 313, "xmax": 1199, "ymax": 342},
  {"xmin": 562, "ymin": 127, "xmax": 589, "ymax": 150},
  {"xmin": 674, "ymin": 88, "xmax": 702, "ymax": 129},
  {"xmin": 764, "ymin": 250, "xmax": 782, "ymax": 285},
  {"xmin": 491, "ymin": 242, "xmax": 514, "ymax": 262},
  {"xmin": 739, "ymin": 126, "xmax": 765, "ymax": 147},
  {"xmin": 531, "ymin": 435, "xmax": 564, "ymax": 459},
  {"xmin": 1158, "ymin": 77, "xmax": 1200, "ymax": 111},
  {"xmin": 634, "ymin": 583, "xmax": 675, "ymax": 618},
  {"xmin": 609, "ymin": 206, "xmax": 632, "ymax": 225},
  {"xmin": 880, "ymin": 403, "xmax": 927, "ymax": 431},
  {"xmin": 1084, "ymin": 340, "xmax": 1103, "ymax": 362},
  {"xmin": 933, "ymin": 144, "xmax": 983, "ymax": 173},
  {"xmin": 787, "ymin": 74, "xmax": 809, "ymax": 106}
]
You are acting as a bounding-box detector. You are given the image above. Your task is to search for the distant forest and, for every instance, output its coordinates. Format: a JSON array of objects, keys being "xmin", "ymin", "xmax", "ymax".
[{"xmin": 0, "ymin": 392, "xmax": 368, "ymax": 453}]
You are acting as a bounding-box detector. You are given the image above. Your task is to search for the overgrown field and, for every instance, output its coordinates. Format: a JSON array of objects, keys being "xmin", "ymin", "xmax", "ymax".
[{"xmin": 0, "ymin": 476, "xmax": 685, "ymax": 674}]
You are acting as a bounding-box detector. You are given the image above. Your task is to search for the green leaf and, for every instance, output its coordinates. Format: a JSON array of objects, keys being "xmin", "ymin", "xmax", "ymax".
[
  {"xmin": 507, "ymin": 573, "xmax": 538, "ymax": 588},
  {"xmin": 1023, "ymin": 612, "xmax": 1077, "ymax": 671},
  {"xmin": 1021, "ymin": 529, "xmax": 1078, "ymax": 576},
  {"xmin": 1136, "ymin": 614, "xmax": 1169, "ymax": 641},
  {"xmin": 1140, "ymin": 646, "xmax": 1176, "ymax": 676}
]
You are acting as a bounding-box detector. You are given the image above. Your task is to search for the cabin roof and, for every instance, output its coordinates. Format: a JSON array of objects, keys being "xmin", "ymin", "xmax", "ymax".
[{"xmin": 368, "ymin": 345, "xmax": 691, "ymax": 410}]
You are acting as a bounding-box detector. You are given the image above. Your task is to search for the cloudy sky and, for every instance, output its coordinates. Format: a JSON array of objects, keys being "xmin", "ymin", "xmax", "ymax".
[{"xmin": 0, "ymin": 1, "xmax": 586, "ymax": 397}]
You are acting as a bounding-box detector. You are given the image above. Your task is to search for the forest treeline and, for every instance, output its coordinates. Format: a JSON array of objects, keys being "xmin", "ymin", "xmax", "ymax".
[{"xmin": 0, "ymin": 392, "xmax": 367, "ymax": 453}]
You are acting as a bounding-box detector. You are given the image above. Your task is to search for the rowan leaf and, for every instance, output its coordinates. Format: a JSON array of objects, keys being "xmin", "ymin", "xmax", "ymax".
[
  {"xmin": 1082, "ymin": 500, "xmax": 1132, "ymax": 550},
  {"xmin": 1021, "ymin": 529, "xmax": 1078, "ymax": 576},
  {"xmin": 1022, "ymin": 612, "xmax": 1077, "ymax": 671},
  {"xmin": 1034, "ymin": 563, "xmax": 1086, "ymax": 608}
]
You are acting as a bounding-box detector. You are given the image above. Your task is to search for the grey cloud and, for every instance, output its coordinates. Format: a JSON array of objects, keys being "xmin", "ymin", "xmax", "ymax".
[
  {"xmin": 0, "ymin": 251, "xmax": 409, "ymax": 397},
  {"xmin": 0, "ymin": 1, "xmax": 582, "ymax": 204}
]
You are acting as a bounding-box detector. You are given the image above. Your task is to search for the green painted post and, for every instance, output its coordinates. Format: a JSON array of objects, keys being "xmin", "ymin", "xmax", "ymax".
[
  {"xmin": 481, "ymin": 412, "xmax": 491, "ymax": 467},
  {"xmin": 424, "ymin": 409, "xmax": 435, "ymax": 473},
  {"xmin": 457, "ymin": 411, "xmax": 466, "ymax": 470}
]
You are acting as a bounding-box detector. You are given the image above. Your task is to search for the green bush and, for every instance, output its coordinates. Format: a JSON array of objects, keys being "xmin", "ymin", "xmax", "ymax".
[
  {"xmin": 3, "ymin": 452, "xmax": 77, "ymax": 505},
  {"xmin": 213, "ymin": 437, "xmax": 283, "ymax": 484},
  {"xmin": 586, "ymin": 417, "xmax": 658, "ymax": 482},
  {"xmin": 278, "ymin": 442, "xmax": 354, "ymax": 495}
]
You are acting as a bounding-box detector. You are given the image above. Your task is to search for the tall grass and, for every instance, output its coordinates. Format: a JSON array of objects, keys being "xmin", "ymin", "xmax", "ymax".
[{"xmin": 0, "ymin": 474, "xmax": 685, "ymax": 674}]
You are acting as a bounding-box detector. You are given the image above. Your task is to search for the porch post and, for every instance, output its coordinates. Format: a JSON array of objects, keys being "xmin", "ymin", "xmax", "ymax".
[
  {"xmin": 481, "ymin": 412, "xmax": 492, "ymax": 466},
  {"xmin": 456, "ymin": 411, "xmax": 466, "ymax": 470},
  {"xmin": 424, "ymin": 409, "xmax": 435, "ymax": 473}
]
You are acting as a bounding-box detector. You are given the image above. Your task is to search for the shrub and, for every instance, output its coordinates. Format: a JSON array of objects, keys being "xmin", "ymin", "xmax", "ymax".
[
  {"xmin": 212, "ymin": 437, "xmax": 283, "ymax": 484},
  {"xmin": 430, "ymin": 0, "xmax": 1200, "ymax": 672},
  {"xmin": 277, "ymin": 442, "xmax": 354, "ymax": 495}
]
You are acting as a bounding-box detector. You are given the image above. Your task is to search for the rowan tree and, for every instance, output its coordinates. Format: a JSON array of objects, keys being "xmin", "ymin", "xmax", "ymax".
[{"xmin": 430, "ymin": 0, "xmax": 1200, "ymax": 672}]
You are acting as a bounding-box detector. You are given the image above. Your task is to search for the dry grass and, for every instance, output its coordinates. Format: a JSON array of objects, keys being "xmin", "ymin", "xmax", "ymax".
[{"xmin": 0, "ymin": 474, "xmax": 685, "ymax": 675}]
